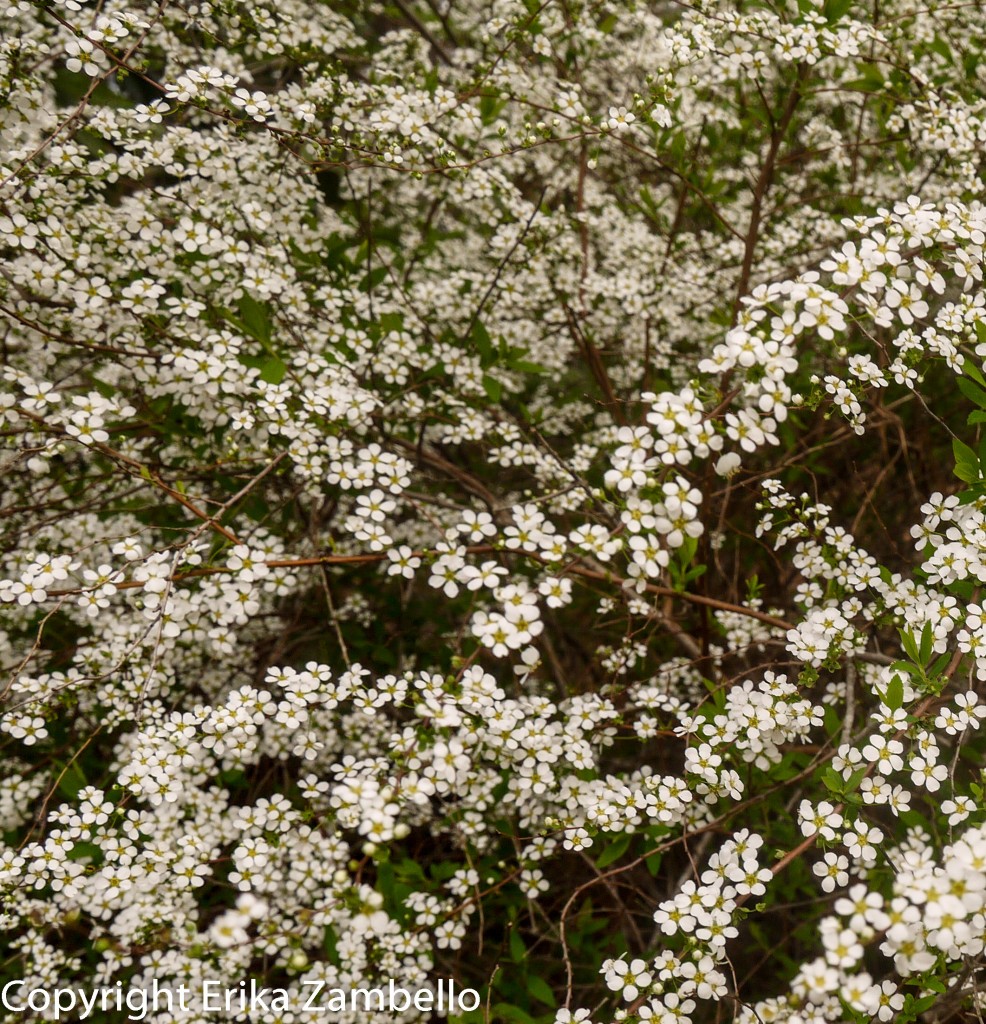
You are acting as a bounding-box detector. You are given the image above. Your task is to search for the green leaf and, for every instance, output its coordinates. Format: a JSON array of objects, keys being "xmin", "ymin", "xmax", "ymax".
[
  {"xmin": 259, "ymin": 357, "xmax": 287, "ymax": 385},
  {"xmin": 323, "ymin": 926, "xmax": 339, "ymax": 963},
  {"xmin": 701, "ymin": 676, "xmax": 727, "ymax": 710},
  {"xmin": 429, "ymin": 860, "xmax": 459, "ymax": 882},
  {"xmin": 482, "ymin": 375, "xmax": 502, "ymax": 402},
  {"xmin": 823, "ymin": 0, "xmax": 854, "ymax": 22},
  {"xmin": 823, "ymin": 703, "xmax": 841, "ymax": 739},
  {"xmin": 506, "ymin": 358, "xmax": 548, "ymax": 374},
  {"xmin": 965, "ymin": 351, "xmax": 986, "ymax": 386},
  {"xmin": 361, "ymin": 265, "xmax": 388, "ymax": 291},
  {"xmin": 55, "ymin": 760, "xmax": 87, "ymax": 800},
  {"xmin": 668, "ymin": 130, "xmax": 687, "ymax": 162},
  {"xmin": 899, "ymin": 628, "xmax": 920, "ymax": 665},
  {"xmin": 376, "ymin": 861, "xmax": 395, "ymax": 902},
  {"xmin": 926, "ymin": 35, "xmax": 954, "ymax": 63},
  {"xmin": 237, "ymin": 294, "xmax": 272, "ymax": 345},
  {"xmin": 958, "ymin": 375, "xmax": 986, "ymax": 410},
  {"xmin": 842, "ymin": 64, "xmax": 884, "ymax": 92},
  {"xmin": 891, "ymin": 659, "xmax": 918, "ymax": 676},
  {"xmin": 953, "ymin": 437, "xmax": 979, "ymax": 483},
  {"xmin": 884, "ymin": 674, "xmax": 904, "ymax": 710},
  {"xmin": 842, "ymin": 766, "xmax": 867, "ymax": 795},
  {"xmin": 67, "ymin": 840, "xmax": 102, "ymax": 863},
  {"xmin": 918, "ymin": 622, "xmax": 933, "ymax": 665},
  {"xmin": 394, "ymin": 858, "xmax": 426, "ymax": 882},
  {"xmin": 526, "ymin": 975, "xmax": 554, "ymax": 1007},
  {"xmin": 509, "ymin": 928, "xmax": 526, "ymax": 962},
  {"xmin": 490, "ymin": 1004, "xmax": 535, "ymax": 1024},
  {"xmin": 91, "ymin": 376, "xmax": 117, "ymax": 399},
  {"xmin": 821, "ymin": 767, "xmax": 842, "ymax": 794},
  {"xmin": 673, "ymin": 535, "xmax": 698, "ymax": 571},
  {"xmin": 595, "ymin": 832, "xmax": 631, "ymax": 868},
  {"xmin": 479, "ymin": 94, "xmax": 501, "ymax": 124},
  {"xmin": 473, "ymin": 321, "xmax": 494, "ymax": 366},
  {"xmin": 378, "ymin": 312, "xmax": 404, "ymax": 334}
]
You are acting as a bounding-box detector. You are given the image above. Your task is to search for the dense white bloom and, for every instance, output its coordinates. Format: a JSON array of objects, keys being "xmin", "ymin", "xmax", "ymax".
[{"xmin": 2, "ymin": 1, "xmax": 986, "ymax": 1018}]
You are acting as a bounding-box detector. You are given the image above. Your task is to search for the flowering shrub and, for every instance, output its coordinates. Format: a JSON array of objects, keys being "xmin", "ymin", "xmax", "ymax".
[{"xmin": 6, "ymin": 0, "xmax": 986, "ymax": 1021}]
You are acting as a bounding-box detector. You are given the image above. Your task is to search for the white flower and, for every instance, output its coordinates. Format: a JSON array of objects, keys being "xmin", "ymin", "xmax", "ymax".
[
  {"xmin": 606, "ymin": 106, "xmax": 636, "ymax": 131},
  {"xmin": 386, "ymin": 545, "xmax": 420, "ymax": 578},
  {"xmin": 715, "ymin": 452, "xmax": 742, "ymax": 477},
  {"xmin": 814, "ymin": 852, "xmax": 850, "ymax": 893},
  {"xmin": 603, "ymin": 958, "xmax": 652, "ymax": 1002},
  {"xmin": 651, "ymin": 104, "xmax": 672, "ymax": 127}
]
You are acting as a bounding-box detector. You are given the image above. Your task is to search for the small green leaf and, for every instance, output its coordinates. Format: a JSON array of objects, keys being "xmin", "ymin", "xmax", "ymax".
[
  {"xmin": 259, "ymin": 357, "xmax": 287, "ymax": 385},
  {"xmin": 509, "ymin": 928, "xmax": 525, "ymax": 962},
  {"xmin": 376, "ymin": 861, "xmax": 394, "ymax": 901},
  {"xmin": 925, "ymin": 35, "xmax": 954, "ymax": 64},
  {"xmin": 842, "ymin": 64, "xmax": 884, "ymax": 92},
  {"xmin": 958, "ymin": 375, "xmax": 986, "ymax": 410},
  {"xmin": 899, "ymin": 628, "xmax": 920, "ymax": 664},
  {"xmin": 842, "ymin": 766, "xmax": 867, "ymax": 795},
  {"xmin": 66, "ymin": 840, "xmax": 102, "ymax": 863},
  {"xmin": 473, "ymin": 321, "xmax": 494, "ymax": 366},
  {"xmin": 490, "ymin": 1004, "xmax": 535, "ymax": 1024},
  {"xmin": 918, "ymin": 622, "xmax": 933, "ymax": 665},
  {"xmin": 668, "ymin": 130, "xmax": 687, "ymax": 162},
  {"xmin": 891, "ymin": 659, "xmax": 919, "ymax": 676},
  {"xmin": 507, "ymin": 358, "xmax": 548, "ymax": 374},
  {"xmin": 953, "ymin": 437, "xmax": 979, "ymax": 483},
  {"xmin": 965, "ymin": 351, "xmax": 986, "ymax": 386},
  {"xmin": 394, "ymin": 858, "xmax": 426, "ymax": 882},
  {"xmin": 823, "ymin": 0, "xmax": 854, "ymax": 22},
  {"xmin": 55, "ymin": 760, "xmax": 87, "ymax": 800},
  {"xmin": 884, "ymin": 674, "xmax": 904, "ymax": 711},
  {"xmin": 526, "ymin": 975, "xmax": 554, "ymax": 1007},
  {"xmin": 823, "ymin": 703, "xmax": 841, "ymax": 739},
  {"xmin": 822, "ymin": 767, "xmax": 843, "ymax": 794},
  {"xmin": 378, "ymin": 312, "xmax": 404, "ymax": 334},
  {"xmin": 595, "ymin": 833, "xmax": 631, "ymax": 868},
  {"xmin": 482, "ymin": 375, "xmax": 502, "ymax": 402},
  {"xmin": 237, "ymin": 294, "xmax": 272, "ymax": 344},
  {"xmin": 479, "ymin": 94, "xmax": 501, "ymax": 124},
  {"xmin": 361, "ymin": 265, "xmax": 388, "ymax": 291}
]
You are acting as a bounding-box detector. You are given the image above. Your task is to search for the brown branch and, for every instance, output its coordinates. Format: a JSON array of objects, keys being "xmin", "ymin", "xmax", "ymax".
[
  {"xmin": 731, "ymin": 64, "xmax": 808, "ymax": 326},
  {"xmin": 562, "ymin": 304, "xmax": 628, "ymax": 426},
  {"xmin": 391, "ymin": 0, "xmax": 452, "ymax": 64}
]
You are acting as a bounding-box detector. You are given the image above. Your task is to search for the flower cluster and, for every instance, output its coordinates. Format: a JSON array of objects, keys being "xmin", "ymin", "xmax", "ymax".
[{"xmin": 6, "ymin": 0, "xmax": 986, "ymax": 1021}]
